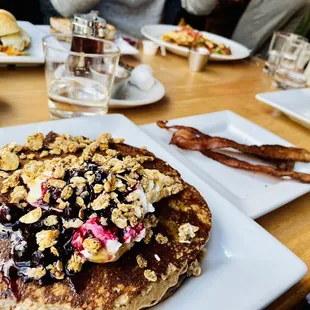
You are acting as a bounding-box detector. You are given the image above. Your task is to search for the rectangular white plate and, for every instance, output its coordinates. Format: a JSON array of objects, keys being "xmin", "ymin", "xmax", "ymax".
[
  {"xmin": 0, "ymin": 115, "xmax": 307, "ymax": 310},
  {"xmin": 0, "ymin": 21, "xmax": 45, "ymax": 65},
  {"xmin": 256, "ymin": 88, "xmax": 310, "ymax": 129},
  {"xmin": 142, "ymin": 110, "xmax": 310, "ymax": 219},
  {"xmin": 36, "ymin": 25, "xmax": 139, "ymax": 55}
]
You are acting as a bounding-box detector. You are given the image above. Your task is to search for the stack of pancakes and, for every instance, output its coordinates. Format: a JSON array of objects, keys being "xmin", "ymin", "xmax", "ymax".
[{"xmin": 0, "ymin": 133, "xmax": 212, "ymax": 309}]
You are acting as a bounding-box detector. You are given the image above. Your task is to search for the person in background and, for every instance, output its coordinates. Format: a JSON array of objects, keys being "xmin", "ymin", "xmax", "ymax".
[
  {"xmin": 0, "ymin": 0, "xmax": 44, "ymax": 24},
  {"xmin": 231, "ymin": 0, "xmax": 310, "ymax": 56},
  {"xmin": 41, "ymin": 0, "xmax": 217, "ymax": 38}
]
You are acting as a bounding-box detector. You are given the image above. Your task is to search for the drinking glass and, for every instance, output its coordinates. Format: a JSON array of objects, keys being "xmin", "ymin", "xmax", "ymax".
[
  {"xmin": 43, "ymin": 34, "xmax": 120, "ymax": 119},
  {"xmin": 264, "ymin": 32, "xmax": 307, "ymax": 75},
  {"xmin": 297, "ymin": 42, "xmax": 310, "ymax": 70},
  {"xmin": 264, "ymin": 32, "xmax": 290, "ymax": 75},
  {"xmin": 273, "ymin": 38, "xmax": 307, "ymax": 89}
]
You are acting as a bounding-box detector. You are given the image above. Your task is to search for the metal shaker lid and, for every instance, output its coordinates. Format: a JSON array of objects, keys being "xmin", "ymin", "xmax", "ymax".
[{"xmin": 72, "ymin": 11, "xmax": 107, "ymax": 38}]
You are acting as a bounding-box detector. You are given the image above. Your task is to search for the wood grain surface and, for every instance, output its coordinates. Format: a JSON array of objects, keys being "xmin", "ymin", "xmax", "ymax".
[{"xmin": 0, "ymin": 52, "xmax": 309, "ymax": 310}]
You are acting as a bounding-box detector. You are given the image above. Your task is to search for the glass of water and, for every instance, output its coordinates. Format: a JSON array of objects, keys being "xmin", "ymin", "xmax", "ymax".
[{"xmin": 43, "ymin": 34, "xmax": 120, "ymax": 119}]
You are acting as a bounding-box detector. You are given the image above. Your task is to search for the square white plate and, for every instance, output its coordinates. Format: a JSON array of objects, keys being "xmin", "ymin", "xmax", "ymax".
[
  {"xmin": 0, "ymin": 21, "xmax": 45, "ymax": 65},
  {"xmin": 0, "ymin": 115, "xmax": 307, "ymax": 310},
  {"xmin": 256, "ymin": 88, "xmax": 310, "ymax": 129},
  {"xmin": 142, "ymin": 110, "xmax": 310, "ymax": 219}
]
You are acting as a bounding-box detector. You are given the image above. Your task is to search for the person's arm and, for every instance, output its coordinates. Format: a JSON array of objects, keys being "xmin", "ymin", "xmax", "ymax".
[
  {"xmin": 181, "ymin": 0, "xmax": 217, "ymax": 15},
  {"xmin": 51, "ymin": 0, "xmax": 100, "ymax": 17}
]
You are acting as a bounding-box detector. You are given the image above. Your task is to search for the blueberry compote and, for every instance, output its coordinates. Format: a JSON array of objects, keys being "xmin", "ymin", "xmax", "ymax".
[{"xmin": 0, "ymin": 161, "xmax": 142, "ymax": 298}]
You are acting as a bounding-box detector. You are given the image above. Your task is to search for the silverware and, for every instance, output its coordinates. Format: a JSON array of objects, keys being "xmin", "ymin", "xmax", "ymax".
[{"xmin": 188, "ymin": 48, "xmax": 210, "ymax": 72}]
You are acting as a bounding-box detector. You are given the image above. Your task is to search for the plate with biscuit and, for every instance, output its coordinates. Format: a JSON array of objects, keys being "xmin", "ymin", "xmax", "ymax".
[{"xmin": 0, "ymin": 10, "xmax": 45, "ymax": 65}]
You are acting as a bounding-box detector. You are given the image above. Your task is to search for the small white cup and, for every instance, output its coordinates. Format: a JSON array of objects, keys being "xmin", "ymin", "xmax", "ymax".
[{"xmin": 142, "ymin": 40, "xmax": 159, "ymax": 55}]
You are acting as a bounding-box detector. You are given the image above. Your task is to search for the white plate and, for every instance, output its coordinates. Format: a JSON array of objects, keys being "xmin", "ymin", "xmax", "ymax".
[
  {"xmin": 142, "ymin": 110, "xmax": 310, "ymax": 219},
  {"xmin": 0, "ymin": 115, "xmax": 306, "ymax": 309},
  {"xmin": 36, "ymin": 25, "xmax": 139, "ymax": 55},
  {"xmin": 256, "ymin": 88, "xmax": 310, "ymax": 129},
  {"xmin": 0, "ymin": 21, "xmax": 45, "ymax": 65},
  {"xmin": 110, "ymin": 79, "xmax": 165, "ymax": 108},
  {"xmin": 141, "ymin": 24, "xmax": 251, "ymax": 61}
]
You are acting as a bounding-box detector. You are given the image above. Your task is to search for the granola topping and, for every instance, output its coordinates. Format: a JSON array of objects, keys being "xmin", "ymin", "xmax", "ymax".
[
  {"xmin": 47, "ymin": 260, "xmax": 65, "ymax": 280},
  {"xmin": 10, "ymin": 186, "xmax": 27, "ymax": 203},
  {"xmin": 25, "ymin": 133, "xmax": 44, "ymax": 151},
  {"xmin": 36, "ymin": 230, "xmax": 59, "ymax": 251},
  {"xmin": 155, "ymin": 233, "xmax": 168, "ymax": 245},
  {"xmin": 0, "ymin": 151, "xmax": 19, "ymax": 171},
  {"xmin": 178, "ymin": 223, "xmax": 199, "ymax": 243},
  {"xmin": 136, "ymin": 255, "xmax": 147, "ymax": 268},
  {"xmin": 67, "ymin": 252, "xmax": 86, "ymax": 273},
  {"xmin": 187, "ymin": 259, "xmax": 201, "ymax": 277},
  {"xmin": 25, "ymin": 266, "xmax": 46, "ymax": 280},
  {"xmin": 144, "ymin": 269, "xmax": 157, "ymax": 282},
  {"xmin": 0, "ymin": 132, "xmax": 184, "ymax": 286},
  {"xmin": 43, "ymin": 215, "xmax": 58, "ymax": 226},
  {"xmin": 19, "ymin": 207, "xmax": 42, "ymax": 224}
]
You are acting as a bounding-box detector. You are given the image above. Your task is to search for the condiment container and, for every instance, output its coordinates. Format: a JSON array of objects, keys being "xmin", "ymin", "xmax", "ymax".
[
  {"xmin": 142, "ymin": 40, "xmax": 159, "ymax": 56},
  {"xmin": 188, "ymin": 47, "xmax": 210, "ymax": 72}
]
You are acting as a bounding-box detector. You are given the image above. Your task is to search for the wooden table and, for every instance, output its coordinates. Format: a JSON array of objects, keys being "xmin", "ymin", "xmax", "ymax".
[{"xmin": 0, "ymin": 53, "xmax": 309, "ymax": 309}]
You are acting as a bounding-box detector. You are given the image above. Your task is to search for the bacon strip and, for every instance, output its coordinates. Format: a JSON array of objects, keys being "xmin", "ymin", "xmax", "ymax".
[
  {"xmin": 201, "ymin": 150, "xmax": 310, "ymax": 183},
  {"xmin": 270, "ymin": 159, "xmax": 295, "ymax": 171},
  {"xmin": 157, "ymin": 121, "xmax": 310, "ymax": 183},
  {"xmin": 157, "ymin": 121, "xmax": 310, "ymax": 162}
]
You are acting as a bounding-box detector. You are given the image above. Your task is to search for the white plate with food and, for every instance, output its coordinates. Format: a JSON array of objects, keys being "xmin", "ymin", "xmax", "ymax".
[
  {"xmin": 256, "ymin": 88, "xmax": 310, "ymax": 129},
  {"xmin": 141, "ymin": 24, "xmax": 251, "ymax": 61},
  {"xmin": 142, "ymin": 110, "xmax": 310, "ymax": 219},
  {"xmin": 0, "ymin": 114, "xmax": 306, "ymax": 309},
  {"xmin": 0, "ymin": 12, "xmax": 45, "ymax": 64}
]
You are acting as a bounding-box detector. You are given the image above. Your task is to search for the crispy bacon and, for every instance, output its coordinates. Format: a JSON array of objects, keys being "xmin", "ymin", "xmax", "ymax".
[
  {"xmin": 157, "ymin": 120, "xmax": 310, "ymax": 183},
  {"xmin": 157, "ymin": 121, "xmax": 310, "ymax": 162},
  {"xmin": 270, "ymin": 159, "xmax": 295, "ymax": 171},
  {"xmin": 201, "ymin": 150, "xmax": 310, "ymax": 183}
]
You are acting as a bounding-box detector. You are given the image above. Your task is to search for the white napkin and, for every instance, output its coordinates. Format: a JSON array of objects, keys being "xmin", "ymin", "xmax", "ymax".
[{"xmin": 129, "ymin": 64, "xmax": 155, "ymax": 92}]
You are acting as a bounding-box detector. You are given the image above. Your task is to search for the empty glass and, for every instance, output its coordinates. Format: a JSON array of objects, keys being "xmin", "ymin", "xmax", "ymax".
[
  {"xmin": 43, "ymin": 34, "xmax": 120, "ymax": 119},
  {"xmin": 297, "ymin": 42, "xmax": 310, "ymax": 70},
  {"xmin": 264, "ymin": 32, "xmax": 307, "ymax": 75},
  {"xmin": 273, "ymin": 38, "xmax": 307, "ymax": 89},
  {"xmin": 264, "ymin": 32, "xmax": 290, "ymax": 75}
]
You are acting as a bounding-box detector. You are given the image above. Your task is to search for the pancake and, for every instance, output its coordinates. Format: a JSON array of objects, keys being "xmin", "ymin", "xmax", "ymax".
[{"xmin": 0, "ymin": 132, "xmax": 211, "ymax": 309}]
